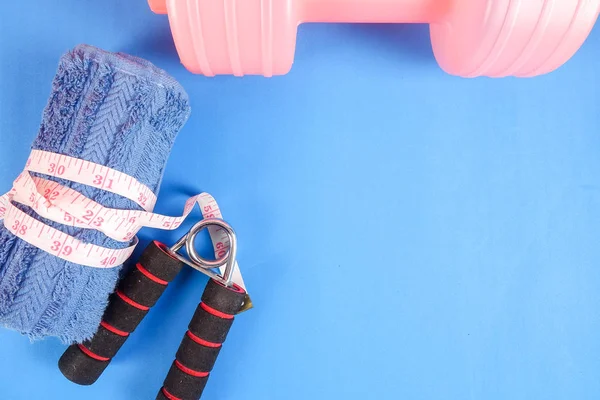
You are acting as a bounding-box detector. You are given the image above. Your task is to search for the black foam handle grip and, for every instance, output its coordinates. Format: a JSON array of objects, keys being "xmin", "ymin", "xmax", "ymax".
[
  {"xmin": 59, "ymin": 241, "xmax": 185, "ymax": 385},
  {"xmin": 157, "ymin": 278, "xmax": 246, "ymax": 400}
]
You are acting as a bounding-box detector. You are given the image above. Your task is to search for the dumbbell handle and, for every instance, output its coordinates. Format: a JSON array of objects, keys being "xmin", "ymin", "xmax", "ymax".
[
  {"xmin": 59, "ymin": 241, "xmax": 185, "ymax": 385},
  {"xmin": 157, "ymin": 278, "xmax": 246, "ymax": 400},
  {"xmin": 304, "ymin": 0, "xmax": 446, "ymax": 23},
  {"xmin": 149, "ymin": 0, "xmax": 447, "ymax": 23}
]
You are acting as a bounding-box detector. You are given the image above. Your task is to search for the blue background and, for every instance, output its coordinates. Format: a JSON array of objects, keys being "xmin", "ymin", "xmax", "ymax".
[{"xmin": 1, "ymin": 1, "xmax": 599, "ymax": 399}]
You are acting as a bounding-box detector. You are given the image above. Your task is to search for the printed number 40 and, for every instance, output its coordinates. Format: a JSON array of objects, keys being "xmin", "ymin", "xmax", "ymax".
[{"xmin": 101, "ymin": 256, "xmax": 117, "ymax": 266}]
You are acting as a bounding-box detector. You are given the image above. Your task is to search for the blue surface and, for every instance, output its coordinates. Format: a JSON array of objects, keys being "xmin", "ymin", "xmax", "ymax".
[{"xmin": 1, "ymin": 1, "xmax": 599, "ymax": 399}]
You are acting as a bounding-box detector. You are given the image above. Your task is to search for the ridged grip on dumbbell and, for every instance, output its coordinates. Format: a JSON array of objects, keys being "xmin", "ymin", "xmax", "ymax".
[
  {"xmin": 59, "ymin": 241, "xmax": 184, "ymax": 386},
  {"xmin": 157, "ymin": 279, "xmax": 246, "ymax": 400}
]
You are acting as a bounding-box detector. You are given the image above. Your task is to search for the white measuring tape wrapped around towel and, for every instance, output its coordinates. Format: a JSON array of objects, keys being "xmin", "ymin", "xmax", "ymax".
[{"xmin": 0, "ymin": 150, "xmax": 245, "ymax": 289}]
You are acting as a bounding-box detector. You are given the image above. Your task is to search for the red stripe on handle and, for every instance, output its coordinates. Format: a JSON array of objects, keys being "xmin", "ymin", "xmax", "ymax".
[
  {"xmin": 116, "ymin": 290, "xmax": 150, "ymax": 311},
  {"xmin": 100, "ymin": 320, "xmax": 129, "ymax": 337},
  {"xmin": 136, "ymin": 262, "xmax": 168, "ymax": 285},
  {"xmin": 161, "ymin": 387, "xmax": 182, "ymax": 400},
  {"xmin": 78, "ymin": 344, "xmax": 110, "ymax": 362},
  {"xmin": 175, "ymin": 360, "xmax": 209, "ymax": 378},
  {"xmin": 200, "ymin": 302, "xmax": 234, "ymax": 319},
  {"xmin": 186, "ymin": 330, "xmax": 222, "ymax": 348}
]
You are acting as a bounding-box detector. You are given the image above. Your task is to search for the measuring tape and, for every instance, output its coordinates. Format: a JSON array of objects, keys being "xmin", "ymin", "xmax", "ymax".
[{"xmin": 0, "ymin": 150, "xmax": 245, "ymax": 289}]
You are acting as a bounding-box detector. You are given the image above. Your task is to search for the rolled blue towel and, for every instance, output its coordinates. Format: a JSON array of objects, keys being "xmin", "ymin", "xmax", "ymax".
[{"xmin": 0, "ymin": 45, "xmax": 191, "ymax": 343}]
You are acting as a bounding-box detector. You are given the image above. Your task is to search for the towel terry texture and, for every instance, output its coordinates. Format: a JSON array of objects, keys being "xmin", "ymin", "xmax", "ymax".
[{"xmin": 0, "ymin": 45, "xmax": 191, "ymax": 343}]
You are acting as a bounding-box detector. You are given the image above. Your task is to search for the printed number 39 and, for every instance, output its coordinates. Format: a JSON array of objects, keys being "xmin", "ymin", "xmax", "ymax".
[{"xmin": 51, "ymin": 241, "xmax": 73, "ymax": 256}]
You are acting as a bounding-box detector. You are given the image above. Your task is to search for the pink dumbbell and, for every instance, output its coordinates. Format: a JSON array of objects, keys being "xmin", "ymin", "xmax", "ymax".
[{"xmin": 149, "ymin": 0, "xmax": 599, "ymax": 78}]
